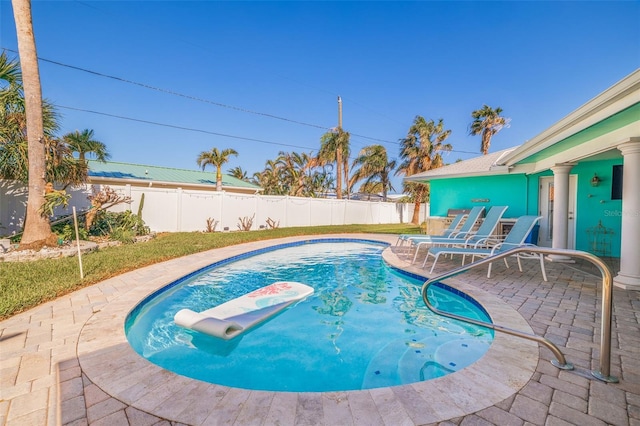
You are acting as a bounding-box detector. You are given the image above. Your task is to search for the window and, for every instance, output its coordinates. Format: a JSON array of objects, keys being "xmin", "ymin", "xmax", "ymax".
[{"xmin": 612, "ymin": 165, "xmax": 623, "ymax": 200}]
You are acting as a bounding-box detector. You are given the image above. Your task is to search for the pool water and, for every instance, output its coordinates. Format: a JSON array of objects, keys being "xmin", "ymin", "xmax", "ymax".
[{"xmin": 126, "ymin": 241, "xmax": 494, "ymax": 392}]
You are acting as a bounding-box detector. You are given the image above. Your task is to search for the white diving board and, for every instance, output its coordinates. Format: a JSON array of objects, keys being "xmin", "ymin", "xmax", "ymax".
[{"xmin": 174, "ymin": 281, "xmax": 314, "ymax": 340}]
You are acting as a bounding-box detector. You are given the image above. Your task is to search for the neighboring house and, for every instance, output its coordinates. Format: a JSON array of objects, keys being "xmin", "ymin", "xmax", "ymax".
[
  {"xmin": 406, "ymin": 69, "xmax": 640, "ymax": 290},
  {"xmin": 87, "ymin": 161, "xmax": 262, "ymax": 195},
  {"xmin": 0, "ymin": 161, "xmax": 262, "ymax": 235}
]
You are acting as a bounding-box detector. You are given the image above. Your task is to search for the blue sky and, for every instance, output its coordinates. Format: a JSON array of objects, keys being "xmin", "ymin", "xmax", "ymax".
[{"xmin": 1, "ymin": 1, "xmax": 639, "ymax": 192}]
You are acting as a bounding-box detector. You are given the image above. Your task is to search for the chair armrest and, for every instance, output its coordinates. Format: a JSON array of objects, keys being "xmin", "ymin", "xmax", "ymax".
[{"xmin": 483, "ymin": 237, "xmax": 503, "ymax": 247}]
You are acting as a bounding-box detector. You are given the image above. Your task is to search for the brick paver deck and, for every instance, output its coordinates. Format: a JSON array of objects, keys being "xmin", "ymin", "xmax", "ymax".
[{"xmin": 1, "ymin": 234, "xmax": 638, "ymax": 425}]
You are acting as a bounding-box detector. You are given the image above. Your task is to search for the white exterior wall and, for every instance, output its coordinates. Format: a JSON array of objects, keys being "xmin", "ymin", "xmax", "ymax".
[{"xmin": 0, "ymin": 182, "xmax": 427, "ymax": 235}]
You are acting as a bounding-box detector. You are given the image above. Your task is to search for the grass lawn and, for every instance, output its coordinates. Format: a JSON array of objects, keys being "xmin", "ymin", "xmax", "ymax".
[{"xmin": 0, "ymin": 223, "xmax": 419, "ymax": 320}]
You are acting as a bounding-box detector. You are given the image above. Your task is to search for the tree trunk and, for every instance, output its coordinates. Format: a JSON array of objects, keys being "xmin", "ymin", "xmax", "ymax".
[
  {"xmin": 411, "ymin": 200, "xmax": 421, "ymax": 224},
  {"xmin": 343, "ymin": 158, "xmax": 349, "ymax": 199},
  {"xmin": 481, "ymin": 130, "xmax": 491, "ymax": 155},
  {"xmin": 12, "ymin": 0, "xmax": 56, "ymax": 249},
  {"xmin": 335, "ymin": 150, "xmax": 342, "ymax": 199},
  {"xmin": 216, "ymin": 166, "xmax": 222, "ymax": 191},
  {"xmin": 411, "ymin": 185, "xmax": 425, "ymax": 224}
]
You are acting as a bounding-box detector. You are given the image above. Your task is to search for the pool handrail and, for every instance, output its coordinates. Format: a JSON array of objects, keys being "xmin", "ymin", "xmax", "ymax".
[{"xmin": 420, "ymin": 246, "xmax": 619, "ymax": 383}]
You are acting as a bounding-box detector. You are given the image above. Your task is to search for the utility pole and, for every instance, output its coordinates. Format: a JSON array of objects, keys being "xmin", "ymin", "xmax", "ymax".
[
  {"xmin": 338, "ymin": 96, "xmax": 342, "ymax": 129},
  {"xmin": 335, "ymin": 96, "xmax": 343, "ymax": 199}
]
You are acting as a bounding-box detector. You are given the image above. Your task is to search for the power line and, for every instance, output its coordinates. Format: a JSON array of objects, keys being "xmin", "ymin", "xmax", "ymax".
[
  {"xmin": 57, "ymin": 104, "xmax": 318, "ymax": 152},
  {"xmin": 55, "ymin": 105, "xmax": 407, "ymax": 163},
  {"xmin": 1, "ymin": 48, "xmax": 413, "ymax": 146},
  {"xmin": 2, "ymin": 47, "xmax": 480, "ymax": 157}
]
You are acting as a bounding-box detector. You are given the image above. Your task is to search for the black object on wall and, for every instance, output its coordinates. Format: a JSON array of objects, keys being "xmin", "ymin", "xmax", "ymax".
[{"xmin": 611, "ymin": 165, "xmax": 623, "ymax": 200}]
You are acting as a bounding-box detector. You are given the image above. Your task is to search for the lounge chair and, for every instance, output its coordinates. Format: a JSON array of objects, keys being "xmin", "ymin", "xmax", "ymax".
[
  {"xmin": 412, "ymin": 206, "xmax": 507, "ymax": 265},
  {"xmin": 396, "ymin": 212, "xmax": 468, "ymax": 246},
  {"xmin": 424, "ymin": 215, "xmax": 547, "ymax": 281},
  {"xmin": 403, "ymin": 206, "xmax": 486, "ymax": 263}
]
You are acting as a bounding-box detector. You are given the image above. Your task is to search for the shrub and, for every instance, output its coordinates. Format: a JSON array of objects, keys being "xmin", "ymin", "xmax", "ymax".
[
  {"xmin": 52, "ymin": 223, "xmax": 88, "ymax": 242},
  {"xmin": 89, "ymin": 210, "xmax": 149, "ymax": 239},
  {"xmin": 237, "ymin": 214, "xmax": 255, "ymax": 231},
  {"xmin": 205, "ymin": 217, "xmax": 219, "ymax": 233}
]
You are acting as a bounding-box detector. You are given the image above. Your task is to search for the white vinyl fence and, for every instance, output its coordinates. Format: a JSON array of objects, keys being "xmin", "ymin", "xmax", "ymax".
[{"xmin": 0, "ymin": 182, "xmax": 428, "ymax": 235}]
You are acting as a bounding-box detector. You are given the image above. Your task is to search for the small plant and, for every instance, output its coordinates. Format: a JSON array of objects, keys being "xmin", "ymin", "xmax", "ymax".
[
  {"xmin": 265, "ymin": 217, "xmax": 280, "ymax": 229},
  {"xmin": 53, "ymin": 223, "xmax": 88, "ymax": 242},
  {"xmin": 137, "ymin": 193, "xmax": 145, "ymax": 219},
  {"xmin": 205, "ymin": 217, "xmax": 219, "ymax": 233},
  {"xmin": 237, "ymin": 214, "xmax": 255, "ymax": 231},
  {"xmin": 39, "ymin": 188, "xmax": 71, "ymax": 217}
]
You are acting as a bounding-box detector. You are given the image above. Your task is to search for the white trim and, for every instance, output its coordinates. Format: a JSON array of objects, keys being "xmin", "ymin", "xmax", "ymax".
[{"xmin": 513, "ymin": 123, "xmax": 638, "ymax": 175}]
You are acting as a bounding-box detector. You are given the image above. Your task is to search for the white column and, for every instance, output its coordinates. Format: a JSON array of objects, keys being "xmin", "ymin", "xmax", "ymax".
[
  {"xmin": 547, "ymin": 163, "xmax": 575, "ymax": 262},
  {"xmin": 614, "ymin": 139, "xmax": 640, "ymax": 289}
]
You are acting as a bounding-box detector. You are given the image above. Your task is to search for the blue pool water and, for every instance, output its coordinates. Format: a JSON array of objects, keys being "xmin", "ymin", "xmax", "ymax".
[{"xmin": 125, "ymin": 240, "xmax": 494, "ymax": 392}]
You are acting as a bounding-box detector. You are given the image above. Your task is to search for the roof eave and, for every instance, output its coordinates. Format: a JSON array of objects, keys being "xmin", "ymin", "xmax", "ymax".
[
  {"xmin": 404, "ymin": 168, "xmax": 511, "ymax": 182},
  {"xmin": 88, "ymin": 176, "xmax": 263, "ymax": 192}
]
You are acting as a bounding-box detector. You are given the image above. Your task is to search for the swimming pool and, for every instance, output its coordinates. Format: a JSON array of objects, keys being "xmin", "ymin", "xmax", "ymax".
[{"xmin": 125, "ymin": 240, "xmax": 494, "ymax": 392}]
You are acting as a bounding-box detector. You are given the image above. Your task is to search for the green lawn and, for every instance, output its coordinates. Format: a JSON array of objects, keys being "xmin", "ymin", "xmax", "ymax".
[{"xmin": 0, "ymin": 224, "xmax": 419, "ymax": 320}]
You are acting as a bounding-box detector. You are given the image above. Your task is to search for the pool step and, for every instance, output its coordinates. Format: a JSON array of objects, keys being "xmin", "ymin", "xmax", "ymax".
[{"xmin": 362, "ymin": 335, "xmax": 491, "ymax": 389}]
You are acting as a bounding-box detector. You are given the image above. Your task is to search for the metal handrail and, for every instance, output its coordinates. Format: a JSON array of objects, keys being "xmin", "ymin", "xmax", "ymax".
[{"xmin": 421, "ymin": 246, "xmax": 618, "ymax": 383}]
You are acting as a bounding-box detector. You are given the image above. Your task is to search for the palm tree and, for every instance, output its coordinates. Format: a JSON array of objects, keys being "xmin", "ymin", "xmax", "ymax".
[
  {"xmin": 1, "ymin": 53, "xmax": 88, "ymax": 192},
  {"xmin": 318, "ymin": 127, "xmax": 350, "ymax": 199},
  {"xmin": 396, "ymin": 116, "xmax": 452, "ymax": 224},
  {"xmin": 11, "ymin": 0, "xmax": 58, "ymax": 248},
  {"xmin": 196, "ymin": 147, "xmax": 238, "ymax": 191},
  {"xmin": 469, "ymin": 105, "xmax": 509, "ymax": 155},
  {"xmin": 0, "ymin": 51, "xmax": 22, "ymax": 118},
  {"xmin": 0, "ymin": 52, "xmax": 27, "ymax": 181},
  {"xmin": 63, "ymin": 129, "xmax": 110, "ymax": 163},
  {"xmin": 44, "ymin": 136, "xmax": 89, "ymax": 189},
  {"xmin": 228, "ymin": 166, "xmax": 249, "ymax": 182},
  {"xmin": 350, "ymin": 145, "xmax": 396, "ymax": 201},
  {"xmin": 1, "ymin": 53, "xmax": 69, "ymax": 184},
  {"xmin": 253, "ymin": 159, "xmax": 284, "ymax": 195},
  {"xmin": 276, "ymin": 151, "xmax": 319, "ymax": 197},
  {"xmin": 310, "ymin": 168, "xmax": 334, "ymax": 196}
]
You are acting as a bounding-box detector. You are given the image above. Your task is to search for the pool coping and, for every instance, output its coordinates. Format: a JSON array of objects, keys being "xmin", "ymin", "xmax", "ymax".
[{"xmin": 77, "ymin": 234, "xmax": 539, "ymax": 425}]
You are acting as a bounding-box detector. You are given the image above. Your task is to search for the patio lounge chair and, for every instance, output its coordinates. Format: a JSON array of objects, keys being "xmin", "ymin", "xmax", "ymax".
[
  {"xmin": 424, "ymin": 215, "xmax": 547, "ymax": 281},
  {"xmin": 403, "ymin": 206, "xmax": 486, "ymax": 262},
  {"xmin": 396, "ymin": 212, "xmax": 468, "ymax": 246},
  {"xmin": 412, "ymin": 206, "xmax": 507, "ymax": 265}
]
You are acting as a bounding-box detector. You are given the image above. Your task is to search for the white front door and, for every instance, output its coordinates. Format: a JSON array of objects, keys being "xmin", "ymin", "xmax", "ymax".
[{"xmin": 538, "ymin": 175, "xmax": 577, "ymax": 248}]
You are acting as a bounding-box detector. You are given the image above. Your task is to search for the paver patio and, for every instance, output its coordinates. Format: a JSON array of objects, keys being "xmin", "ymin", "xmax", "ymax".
[{"xmin": 1, "ymin": 234, "xmax": 638, "ymax": 425}]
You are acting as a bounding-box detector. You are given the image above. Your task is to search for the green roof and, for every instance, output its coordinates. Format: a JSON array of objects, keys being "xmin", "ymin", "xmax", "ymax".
[{"xmin": 87, "ymin": 161, "xmax": 261, "ymax": 190}]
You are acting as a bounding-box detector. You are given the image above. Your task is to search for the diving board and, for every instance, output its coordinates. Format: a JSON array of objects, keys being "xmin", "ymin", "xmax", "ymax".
[{"xmin": 174, "ymin": 281, "xmax": 314, "ymax": 340}]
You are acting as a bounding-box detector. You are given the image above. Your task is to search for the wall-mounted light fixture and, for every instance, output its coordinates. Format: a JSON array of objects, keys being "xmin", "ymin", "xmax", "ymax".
[{"xmin": 591, "ymin": 173, "xmax": 601, "ymax": 187}]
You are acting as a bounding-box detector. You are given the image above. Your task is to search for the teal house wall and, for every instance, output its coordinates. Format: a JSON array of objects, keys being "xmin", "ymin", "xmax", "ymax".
[
  {"xmin": 573, "ymin": 159, "xmax": 623, "ymax": 257},
  {"xmin": 429, "ymin": 160, "xmax": 623, "ymax": 257},
  {"xmin": 525, "ymin": 161, "xmax": 622, "ymax": 257},
  {"xmin": 429, "ymin": 174, "xmax": 528, "ymax": 218}
]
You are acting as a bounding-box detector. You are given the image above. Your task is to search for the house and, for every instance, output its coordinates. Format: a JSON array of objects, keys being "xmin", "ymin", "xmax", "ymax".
[
  {"xmin": 406, "ymin": 69, "xmax": 640, "ymax": 290},
  {"xmin": 87, "ymin": 161, "xmax": 262, "ymax": 194}
]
